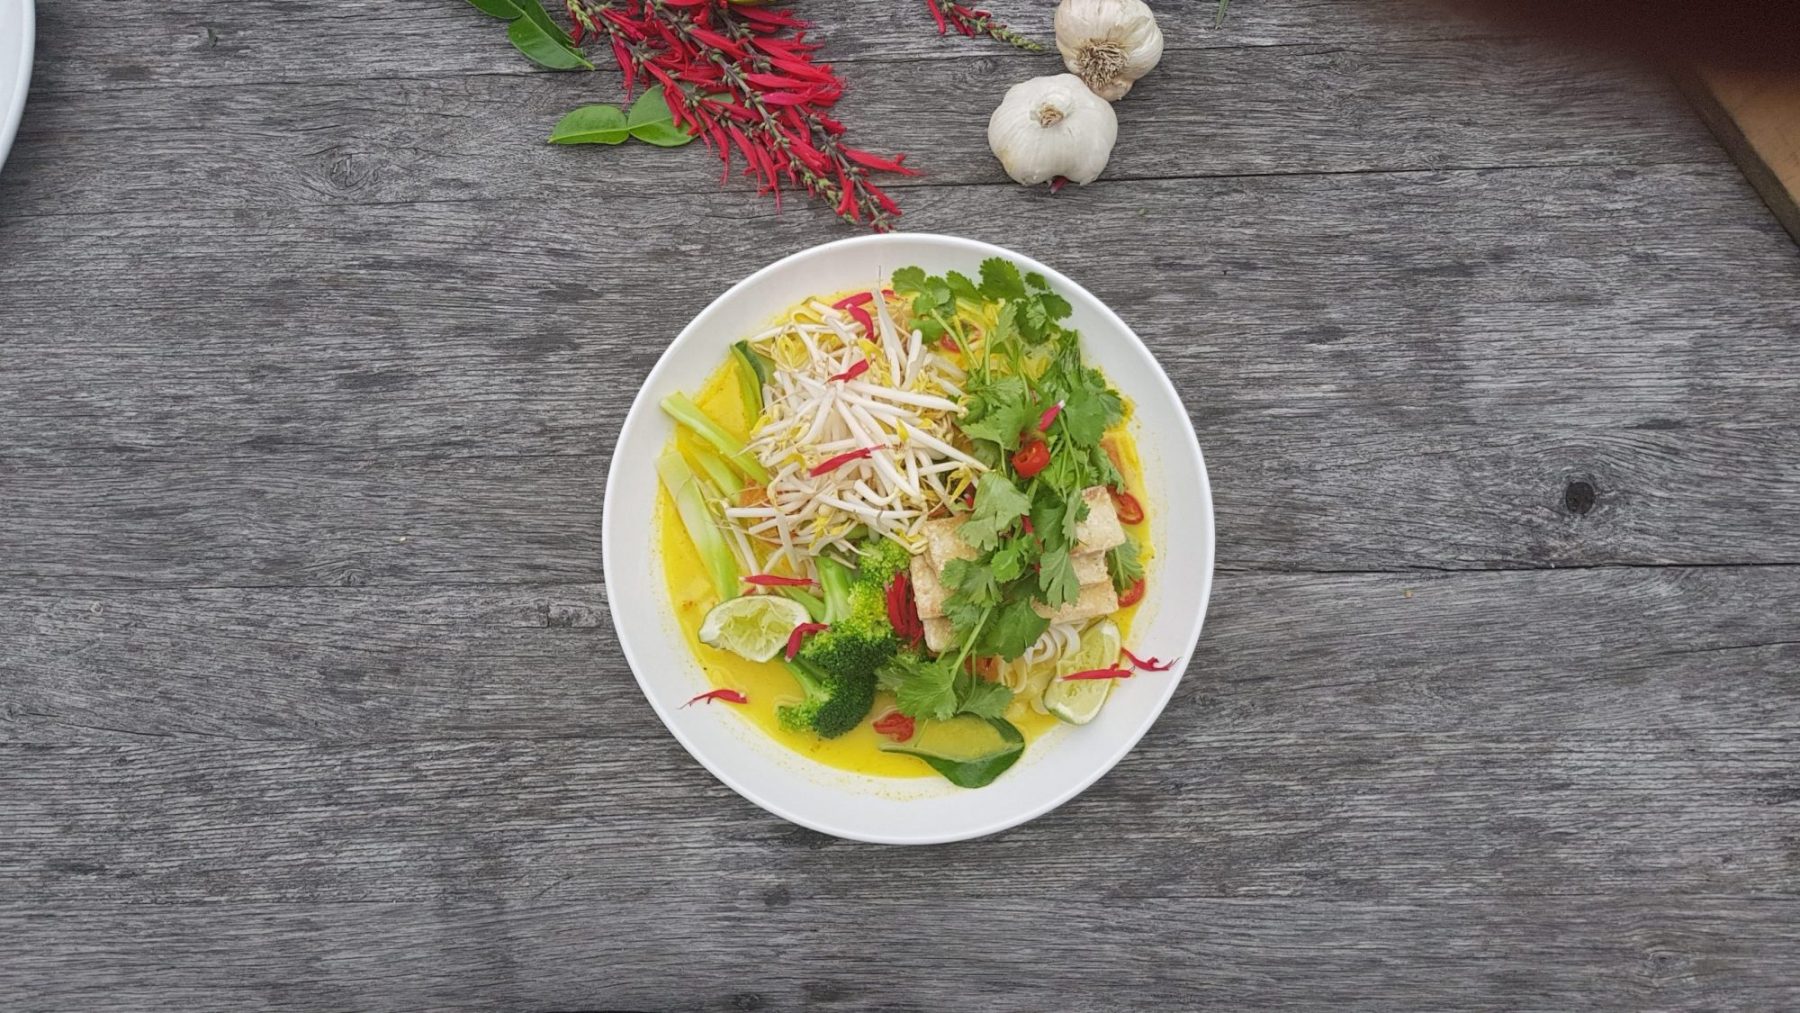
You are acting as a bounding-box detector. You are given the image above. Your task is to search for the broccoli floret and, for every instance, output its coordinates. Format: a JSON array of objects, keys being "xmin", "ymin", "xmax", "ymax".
[
  {"xmin": 778, "ymin": 658, "xmax": 877, "ymax": 739},
  {"xmin": 798, "ymin": 549, "xmax": 905, "ymax": 681}
]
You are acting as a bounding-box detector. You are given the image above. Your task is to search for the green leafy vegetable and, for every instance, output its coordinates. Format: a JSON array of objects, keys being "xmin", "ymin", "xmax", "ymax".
[
  {"xmin": 1037, "ymin": 547, "xmax": 1081, "ymax": 607},
  {"xmin": 976, "ymin": 595, "xmax": 1050, "ymax": 660},
  {"xmin": 978, "ymin": 257, "xmax": 1027, "ymax": 302},
  {"xmin": 625, "ymin": 87, "xmax": 696, "ymax": 146},
  {"xmin": 1107, "ymin": 539, "xmax": 1145, "ymax": 592},
  {"xmin": 959, "ymin": 473, "xmax": 1031, "ymax": 551}
]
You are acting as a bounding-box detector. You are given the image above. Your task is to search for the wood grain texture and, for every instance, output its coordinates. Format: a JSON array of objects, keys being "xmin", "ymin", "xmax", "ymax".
[{"xmin": 3, "ymin": 0, "xmax": 1799, "ymax": 1007}]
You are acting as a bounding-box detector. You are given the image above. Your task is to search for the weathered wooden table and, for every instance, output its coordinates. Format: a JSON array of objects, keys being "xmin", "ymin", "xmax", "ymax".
[{"xmin": 4, "ymin": 1, "xmax": 1798, "ymax": 1008}]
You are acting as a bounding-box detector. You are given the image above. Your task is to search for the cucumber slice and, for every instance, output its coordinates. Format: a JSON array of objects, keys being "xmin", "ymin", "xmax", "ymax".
[{"xmin": 879, "ymin": 715, "xmax": 1025, "ymax": 789}]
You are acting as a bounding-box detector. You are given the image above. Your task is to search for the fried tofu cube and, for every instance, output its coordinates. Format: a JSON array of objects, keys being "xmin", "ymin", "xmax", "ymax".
[
  {"xmin": 1074, "ymin": 486, "xmax": 1126, "ymax": 554},
  {"xmin": 1032, "ymin": 579, "xmax": 1120, "ymax": 624},
  {"xmin": 910, "ymin": 552, "xmax": 951, "ymax": 619},
  {"xmin": 922, "ymin": 616, "xmax": 957, "ymax": 654},
  {"xmin": 1071, "ymin": 551, "xmax": 1109, "ymax": 587},
  {"xmin": 921, "ymin": 516, "xmax": 977, "ymax": 571}
]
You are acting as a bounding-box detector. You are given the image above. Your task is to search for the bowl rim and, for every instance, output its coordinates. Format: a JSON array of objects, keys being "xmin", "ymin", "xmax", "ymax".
[
  {"xmin": 602, "ymin": 232, "xmax": 1214, "ymax": 844},
  {"xmin": 0, "ymin": 0, "xmax": 34, "ymax": 176}
]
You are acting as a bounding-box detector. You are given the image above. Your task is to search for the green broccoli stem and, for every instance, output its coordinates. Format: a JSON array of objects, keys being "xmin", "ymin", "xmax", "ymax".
[
  {"xmin": 784, "ymin": 657, "xmax": 829, "ymax": 696},
  {"xmin": 816, "ymin": 556, "xmax": 856, "ymax": 624},
  {"xmin": 656, "ymin": 449, "xmax": 740, "ymax": 602},
  {"xmin": 660, "ymin": 391, "xmax": 770, "ymax": 483}
]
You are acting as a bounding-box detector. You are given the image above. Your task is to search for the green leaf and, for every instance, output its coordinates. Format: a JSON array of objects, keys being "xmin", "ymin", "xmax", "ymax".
[
  {"xmin": 958, "ymin": 374, "xmax": 1034, "ymax": 451},
  {"xmin": 945, "ymin": 270, "xmax": 982, "ymax": 305},
  {"xmin": 886, "ymin": 654, "xmax": 960, "ymax": 721},
  {"xmin": 942, "ymin": 558, "xmax": 1002, "ymax": 609},
  {"xmin": 1107, "ymin": 539, "xmax": 1145, "ymax": 592},
  {"xmin": 988, "ymin": 538, "xmax": 1032, "ymax": 583},
  {"xmin": 1038, "ymin": 547, "xmax": 1081, "ymax": 607},
  {"xmin": 960, "ymin": 473, "xmax": 1031, "ymax": 551},
  {"xmin": 978, "ymin": 595, "xmax": 1050, "ymax": 661},
  {"xmin": 978, "ymin": 257, "xmax": 1027, "ymax": 302},
  {"xmin": 486, "ymin": 0, "xmax": 590, "ymax": 71},
  {"xmin": 626, "ymin": 86, "xmax": 697, "ymax": 147},
  {"xmin": 958, "ymin": 679, "xmax": 1014, "ymax": 719},
  {"xmin": 466, "ymin": 0, "xmax": 523, "ymax": 18},
  {"xmin": 1038, "ymin": 290, "xmax": 1073, "ymax": 321},
  {"xmin": 1024, "ymin": 270, "xmax": 1050, "ymax": 291},
  {"xmin": 891, "ymin": 266, "xmax": 928, "ymax": 295},
  {"xmin": 548, "ymin": 104, "xmax": 630, "ymax": 145},
  {"xmin": 888, "ymin": 717, "xmax": 1024, "ymax": 789}
]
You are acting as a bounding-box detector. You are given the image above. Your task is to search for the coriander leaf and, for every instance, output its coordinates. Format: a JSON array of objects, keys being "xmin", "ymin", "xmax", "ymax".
[
  {"xmin": 1038, "ymin": 547, "xmax": 1081, "ymax": 607},
  {"xmin": 1024, "ymin": 270, "xmax": 1050, "ymax": 291},
  {"xmin": 625, "ymin": 86, "xmax": 697, "ymax": 147},
  {"xmin": 914, "ymin": 315, "xmax": 947, "ymax": 343},
  {"xmin": 943, "ymin": 557, "xmax": 1001, "ymax": 608},
  {"xmin": 548, "ymin": 104, "xmax": 630, "ymax": 145},
  {"xmin": 1107, "ymin": 539, "xmax": 1145, "ymax": 592},
  {"xmin": 945, "ymin": 270, "xmax": 982, "ymax": 305},
  {"xmin": 1055, "ymin": 370, "xmax": 1123, "ymax": 445},
  {"xmin": 978, "ymin": 257, "xmax": 1027, "ymax": 302},
  {"xmin": 1038, "ymin": 290, "xmax": 1073, "ymax": 321},
  {"xmin": 958, "ymin": 679, "xmax": 1014, "ymax": 719},
  {"xmin": 978, "ymin": 595, "xmax": 1051, "ymax": 661},
  {"xmin": 958, "ymin": 375, "xmax": 1034, "ymax": 450},
  {"xmin": 989, "ymin": 538, "xmax": 1032, "ymax": 583},
  {"xmin": 891, "ymin": 266, "xmax": 928, "ymax": 295},
  {"xmin": 943, "ymin": 592, "xmax": 988, "ymax": 636},
  {"xmin": 960, "ymin": 473, "xmax": 1031, "ymax": 551},
  {"xmin": 890, "ymin": 655, "xmax": 960, "ymax": 721}
]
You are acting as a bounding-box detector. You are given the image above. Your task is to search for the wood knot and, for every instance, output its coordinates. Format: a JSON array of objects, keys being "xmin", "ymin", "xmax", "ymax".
[{"xmin": 1563, "ymin": 479, "xmax": 1598, "ymax": 516}]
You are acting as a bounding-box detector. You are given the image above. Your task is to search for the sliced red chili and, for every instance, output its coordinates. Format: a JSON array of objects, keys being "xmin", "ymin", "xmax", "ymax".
[
  {"xmin": 872, "ymin": 711, "xmax": 915, "ymax": 741},
  {"xmin": 831, "ymin": 292, "xmax": 874, "ymax": 310},
  {"xmin": 1037, "ymin": 400, "xmax": 1064, "ymax": 432},
  {"xmin": 1117, "ymin": 578, "xmax": 1146, "ymax": 608},
  {"xmin": 743, "ymin": 573, "xmax": 817, "ymax": 588},
  {"xmin": 1111, "ymin": 489, "xmax": 1145, "ymax": 526},
  {"xmin": 829, "ymin": 358, "xmax": 870, "ymax": 382},
  {"xmin": 785, "ymin": 622, "xmax": 829, "ymax": 660},
  {"xmin": 682, "ymin": 688, "xmax": 749, "ymax": 707},
  {"xmin": 885, "ymin": 572, "xmax": 923, "ymax": 645},
  {"xmin": 843, "ymin": 304, "xmax": 875, "ymax": 337},
  {"xmin": 809, "ymin": 445, "xmax": 881, "ymax": 477},
  {"xmin": 1061, "ymin": 667, "xmax": 1133, "ymax": 682},
  {"xmin": 1121, "ymin": 646, "xmax": 1173, "ymax": 672},
  {"xmin": 1012, "ymin": 438, "xmax": 1050, "ymax": 479}
]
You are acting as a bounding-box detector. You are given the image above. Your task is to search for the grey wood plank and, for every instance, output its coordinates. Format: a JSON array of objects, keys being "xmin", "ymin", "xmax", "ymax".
[
  {"xmin": 1, "ymin": 39, "xmax": 1714, "ymax": 218},
  {"xmin": 4, "ymin": 895, "xmax": 1797, "ymax": 1011},
  {"xmin": 25, "ymin": 0, "xmax": 1504, "ymax": 94},
  {"xmin": 4, "ymin": 568, "xmax": 1799, "ymax": 742},
  {"xmin": 1, "ymin": 729, "xmax": 1794, "ymax": 907},
  {"xmin": 7, "ymin": 418, "xmax": 1800, "ymax": 588},
  {"xmin": 4, "ymin": 165, "xmax": 1797, "ymax": 466}
]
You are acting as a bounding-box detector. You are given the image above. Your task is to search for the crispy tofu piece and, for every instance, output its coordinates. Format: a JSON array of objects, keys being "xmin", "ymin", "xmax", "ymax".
[
  {"xmin": 1074, "ymin": 486, "xmax": 1126, "ymax": 554},
  {"xmin": 1072, "ymin": 551, "xmax": 1109, "ymax": 587},
  {"xmin": 921, "ymin": 516, "xmax": 977, "ymax": 571},
  {"xmin": 910, "ymin": 552, "xmax": 951, "ymax": 619},
  {"xmin": 922, "ymin": 616, "xmax": 957, "ymax": 654},
  {"xmin": 1032, "ymin": 580, "xmax": 1120, "ymax": 624}
]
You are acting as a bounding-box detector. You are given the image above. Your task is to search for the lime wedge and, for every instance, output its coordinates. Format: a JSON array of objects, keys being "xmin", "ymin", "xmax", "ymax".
[
  {"xmin": 698, "ymin": 595, "xmax": 810, "ymax": 662},
  {"xmin": 1042, "ymin": 620, "xmax": 1123, "ymax": 725}
]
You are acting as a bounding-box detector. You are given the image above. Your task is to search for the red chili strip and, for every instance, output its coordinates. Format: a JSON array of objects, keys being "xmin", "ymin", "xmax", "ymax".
[
  {"xmin": 872, "ymin": 711, "xmax": 916, "ymax": 742},
  {"xmin": 1037, "ymin": 400, "xmax": 1064, "ymax": 432},
  {"xmin": 683, "ymin": 688, "xmax": 749, "ymax": 708},
  {"xmin": 829, "ymin": 358, "xmax": 870, "ymax": 382},
  {"xmin": 843, "ymin": 304, "xmax": 876, "ymax": 337},
  {"xmin": 1121, "ymin": 647, "xmax": 1174, "ymax": 672},
  {"xmin": 1061, "ymin": 667, "xmax": 1134, "ymax": 682},
  {"xmin": 885, "ymin": 572, "xmax": 923, "ymax": 645},
  {"xmin": 832, "ymin": 292, "xmax": 875, "ymax": 310},
  {"xmin": 785, "ymin": 622, "xmax": 829, "ymax": 660},
  {"xmin": 809, "ymin": 445, "xmax": 881, "ymax": 477},
  {"xmin": 743, "ymin": 573, "xmax": 818, "ymax": 588}
]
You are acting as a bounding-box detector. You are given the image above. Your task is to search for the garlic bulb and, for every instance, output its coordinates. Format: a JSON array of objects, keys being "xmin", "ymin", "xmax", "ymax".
[
  {"xmin": 1054, "ymin": 0, "xmax": 1165, "ymax": 101},
  {"xmin": 987, "ymin": 74, "xmax": 1119, "ymax": 186}
]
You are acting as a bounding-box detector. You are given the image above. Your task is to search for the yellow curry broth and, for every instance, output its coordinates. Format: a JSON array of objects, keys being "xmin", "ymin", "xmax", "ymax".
[{"xmin": 656, "ymin": 354, "xmax": 1151, "ymax": 779}]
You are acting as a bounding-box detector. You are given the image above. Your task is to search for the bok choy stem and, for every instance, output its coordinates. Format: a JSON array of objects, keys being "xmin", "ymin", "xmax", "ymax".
[
  {"xmin": 660, "ymin": 392, "xmax": 770, "ymax": 483},
  {"xmin": 656, "ymin": 448, "xmax": 740, "ymax": 602}
]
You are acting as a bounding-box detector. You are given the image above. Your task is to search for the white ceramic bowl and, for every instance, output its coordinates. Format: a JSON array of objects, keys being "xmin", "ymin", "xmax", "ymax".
[
  {"xmin": 0, "ymin": 0, "xmax": 32, "ymax": 173},
  {"xmin": 603, "ymin": 233, "xmax": 1213, "ymax": 844}
]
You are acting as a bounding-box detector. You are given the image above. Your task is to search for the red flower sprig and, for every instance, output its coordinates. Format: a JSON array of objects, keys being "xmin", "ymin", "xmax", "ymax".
[
  {"xmin": 924, "ymin": 0, "xmax": 1042, "ymax": 52},
  {"xmin": 568, "ymin": 0, "xmax": 917, "ymax": 229}
]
